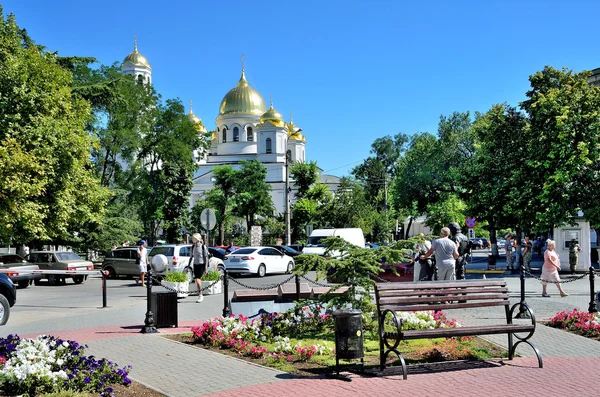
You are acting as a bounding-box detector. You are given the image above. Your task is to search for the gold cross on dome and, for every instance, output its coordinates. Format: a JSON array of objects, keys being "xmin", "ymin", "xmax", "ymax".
[
  {"xmin": 189, "ymin": 99, "xmax": 193, "ymax": 112},
  {"xmin": 241, "ymin": 53, "xmax": 245, "ymax": 71}
]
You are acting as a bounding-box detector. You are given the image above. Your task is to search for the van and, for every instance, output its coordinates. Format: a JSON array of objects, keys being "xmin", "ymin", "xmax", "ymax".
[{"xmin": 303, "ymin": 228, "xmax": 365, "ymax": 256}]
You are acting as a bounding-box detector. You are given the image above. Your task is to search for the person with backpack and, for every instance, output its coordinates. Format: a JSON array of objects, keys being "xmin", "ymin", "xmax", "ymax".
[
  {"xmin": 191, "ymin": 233, "xmax": 209, "ymax": 303},
  {"xmin": 449, "ymin": 222, "xmax": 470, "ymax": 280}
]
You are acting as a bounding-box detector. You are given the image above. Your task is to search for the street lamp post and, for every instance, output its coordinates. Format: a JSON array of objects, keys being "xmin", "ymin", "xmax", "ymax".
[
  {"xmin": 285, "ymin": 151, "xmax": 291, "ymax": 245},
  {"xmin": 141, "ymin": 265, "xmax": 158, "ymax": 334}
]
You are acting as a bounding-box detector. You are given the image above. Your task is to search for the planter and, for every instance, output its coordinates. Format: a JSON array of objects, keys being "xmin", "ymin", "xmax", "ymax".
[
  {"xmin": 203, "ymin": 279, "xmax": 222, "ymax": 295},
  {"xmin": 162, "ymin": 281, "xmax": 189, "ymax": 298}
]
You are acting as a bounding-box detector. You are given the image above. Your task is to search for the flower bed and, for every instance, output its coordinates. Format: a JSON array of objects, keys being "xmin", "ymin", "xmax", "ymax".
[
  {"xmin": 0, "ymin": 334, "xmax": 131, "ymax": 397},
  {"xmin": 547, "ymin": 308, "xmax": 600, "ymax": 339}
]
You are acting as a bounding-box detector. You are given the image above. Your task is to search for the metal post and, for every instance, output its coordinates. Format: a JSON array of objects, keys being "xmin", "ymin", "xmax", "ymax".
[
  {"xmin": 285, "ymin": 152, "xmax": 291, "ymax": 245},
  {"xmin": 588, "ymin": 266, "xmax": 597, "ymax": 313},
  {"xmin": 295, "ymin": 274, "xmax": 300, "ymax": 301},
  {"xmin": 515, "ymin": 261, "xmax": 530, "ymax": 318},
  {"xmin": 222, "ymin": 269, "xmax": 231, "ymax": 317},
  {"xmin": 141, "ymin": 268, "xmax": 158, "ymax": 333},
  {"xmin": 102, "ymin": 271, "xmax": 107, "ymax": 308}
]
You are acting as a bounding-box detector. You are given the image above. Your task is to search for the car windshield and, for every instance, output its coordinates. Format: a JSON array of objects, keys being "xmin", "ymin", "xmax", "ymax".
[
  {"xmin": 210, "ymin": 248, "xmax": 226, "ymax": 257},
  {"xmin": 56, "ymin": 252, "xmax": 82, "ymax": 261},
  {"xmin": 230, "ymin": 248, "xmax": 255, "ymax": 255},
  {"xmin": 0, "ymin": 255, "xmax": 24, "ymax": 264},
  {"xmin": 305, "ymin": 236, "xmax": 328, "ymax": 247}
]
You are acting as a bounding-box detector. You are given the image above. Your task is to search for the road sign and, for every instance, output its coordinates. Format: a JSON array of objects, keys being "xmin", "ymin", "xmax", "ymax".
[
  {"xmin": 200, "ymin": 208, "xmax": 217, "ymax": 231},
  {"xmin": 468, "ymin": 228, "xmax": 476, "ymax": 239},
  {"xmin": 465, "ymin": 217, "xmax": 478, "ymax": 228}
]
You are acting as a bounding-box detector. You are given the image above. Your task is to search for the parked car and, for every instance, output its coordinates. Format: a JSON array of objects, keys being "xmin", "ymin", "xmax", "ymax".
[
  {"xmin": 470, "ymin": 239, "xmax": 484, "ymax": 250},
  {"xmin": 0, "ymin": 273, "xmax": 16, "ymax": 325},
  {"xmin": 102, "ymin": 247, "xmax": 140, "ymax": 278},
  {"xmin": 26, "ymin": 251, "xmax": 93, "ymax": 285},
  {"xmin": 223, "ymin": 247, "xmax": 294, "ymax": 277},
  {"xmin": 0, "ymin": 253, "xmax": 42, "ymax": 288},
  {"xmin": 288, "ymin": 244, "xmax": 304, "ymax": 253},
  {"xmin": 148, "ymin": 244, "xmax": 224, "ymax": 281},
  {"xmin": 268, "ymin": 245, "xmax": 302, "ymax": 257}
]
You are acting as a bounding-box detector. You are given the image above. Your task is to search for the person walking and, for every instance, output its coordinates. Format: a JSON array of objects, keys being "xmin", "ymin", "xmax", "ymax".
[
  {"xmin": 191, "ymin": 233, "xmax": 209, "ymax": 303},
  {"xmin": 568, "ymin": 239, "xmax": 582, "ymax": 274},
  {"xmin": 135, "ymin": 240, "xmax": 148, "ymax": 287},
  {"xmin": 413, "ymin": 233, "xmax": 433, "ymax": 281},
  {"xmin": 522, "ymin": 235, "xmax": 533, "ymax": 273},
  {"xmin": 421, "ymin": 227, "xmax": 459, "ymax": 281},
  {"xmin": 448, "ymin": 222, "xmax": 470, "ymax": 280},
  {"xmin": 541, "ymin": 239, "xmax": 568, "ymax": 297}
]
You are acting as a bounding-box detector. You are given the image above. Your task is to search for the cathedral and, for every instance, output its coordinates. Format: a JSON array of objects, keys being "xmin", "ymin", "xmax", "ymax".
[{"xmin": 121, "ymin": 41, "xmax": 340, "ymax": 215}]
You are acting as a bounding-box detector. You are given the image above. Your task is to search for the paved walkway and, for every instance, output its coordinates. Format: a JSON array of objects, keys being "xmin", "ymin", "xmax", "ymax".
[{"xmin": 10, "ymin": 264, "xmax": 600, "ymax": 397}]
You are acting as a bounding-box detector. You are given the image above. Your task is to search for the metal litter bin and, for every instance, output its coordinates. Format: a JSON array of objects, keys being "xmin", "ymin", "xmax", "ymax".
[
  {"xmin": 151, "ymin": 291, "xmax": 178, "ymax": 328},
  {"xmin": 487, "ymin": 255, "xmax": 497, "ymax": 270},
  {"xmin": 333, "ymin": 309, "xmax": 364, "ymax": 374}
]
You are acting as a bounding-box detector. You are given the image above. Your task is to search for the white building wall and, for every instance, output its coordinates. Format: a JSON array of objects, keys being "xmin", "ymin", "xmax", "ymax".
[{"xmin": 553, "ymin": 218, "xmax": 591, "ymax": 272}]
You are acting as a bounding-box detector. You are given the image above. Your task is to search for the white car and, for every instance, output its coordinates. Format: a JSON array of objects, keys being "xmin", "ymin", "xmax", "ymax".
[
  {"xmin": 224, "ymin": 247, "xmax": 294, "ymax": 277},
  {"xmin": 148, "ymin": 244, "xmax": 224, "ymax": 281}
]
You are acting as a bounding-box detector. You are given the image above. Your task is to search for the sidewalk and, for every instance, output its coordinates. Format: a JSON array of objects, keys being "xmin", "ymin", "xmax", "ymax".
[{"xmin": 20, "ymin": 269, "xmax": 600, "ymax": 397}]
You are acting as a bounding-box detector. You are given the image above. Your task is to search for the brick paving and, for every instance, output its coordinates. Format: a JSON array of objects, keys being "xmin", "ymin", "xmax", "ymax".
[{"xmin": 8, "ymin": 259, "xmax": 600, "ymax": 397}]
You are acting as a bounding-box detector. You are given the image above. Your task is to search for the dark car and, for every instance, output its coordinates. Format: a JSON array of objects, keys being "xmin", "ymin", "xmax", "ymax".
[
  {"xmin": 288, "ymin": 244, "xmax": 304, "ymax": 253},
  {"xmin": 208, "ymin": 247, "xmax": 227, "ymax": 260},
  {"xmin": 470, "ymin": 238, "xmax": 484, "ymax": 249},
  {"xmin": 0, "ymin": 273, "xmax": 17, "ymax": 325},
  {"xmin": 0, "ymin": 253, "xmax": 42, "ymax": 288},
  {"xmin": 269, "ymin": 245, "xmax": 302, "ymax": 257}
]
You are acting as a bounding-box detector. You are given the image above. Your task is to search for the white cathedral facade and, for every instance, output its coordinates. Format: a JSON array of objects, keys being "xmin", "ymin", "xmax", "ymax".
[{"xmin": 121, "ymin": 42, "xmax": 340, "ymax": 215}]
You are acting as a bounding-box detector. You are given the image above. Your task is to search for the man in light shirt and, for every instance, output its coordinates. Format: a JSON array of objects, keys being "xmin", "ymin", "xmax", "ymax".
[{"xmin": 421, "ymin": 227, "xmax": 459, "ymax": 280}]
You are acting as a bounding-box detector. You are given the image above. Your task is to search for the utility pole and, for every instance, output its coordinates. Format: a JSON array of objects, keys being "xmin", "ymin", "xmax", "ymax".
[{"xmin": 285, "ymin": 151, "xmax": 291, "ymax": 245}]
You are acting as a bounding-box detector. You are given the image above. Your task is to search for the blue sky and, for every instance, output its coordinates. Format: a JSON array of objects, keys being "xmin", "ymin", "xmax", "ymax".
[{"xmin": 3, "ymin": 0, "xmax": 599, "ymax": 176}]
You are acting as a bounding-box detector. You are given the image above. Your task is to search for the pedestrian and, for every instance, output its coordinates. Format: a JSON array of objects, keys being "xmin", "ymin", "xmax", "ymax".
[
  {"xmin": 421, "ymin": 227, "xmax": 459, "ymax": 281},
  {"xmin": 23, "ymin": 244, "xmax": 29, "ymax": 257},
  {"xmin": 226, "ymin": 240, "xmax": 236, "ymax": 253},
  {"xmin": 135, "ymin": 240, "xmax": 148, "ymax": 287},
  {"xmin": 568, "ymin": 239, "xmax": 582, "ymax": 274},
  {"xmin": 522, "ymin": 235, "xmax": 533, "ymax": 273},
  {"xmin": 123, "ymin": 241, "xmax": 129, "ymax": 247},
  {"xmin": 191, "ymin": 233, "xmax": 209, "ymax": 303},
  {"xmin": 541, "ymin": 239, "xmax": 568, "ymax": 297},
  {"xmin": 413, "ymin": 233, "xmax": 433, "ymax": 281},
  {"xmin": 505, "ymin": 234, "xmax": 514, "ymax": 270},
  {"xmin": 111, "ymin": 243, "xmax": 117, "ymax": 250},
  {"xmin": 448, "ymin": 222, "xmax": 470, "ymax": 280}
]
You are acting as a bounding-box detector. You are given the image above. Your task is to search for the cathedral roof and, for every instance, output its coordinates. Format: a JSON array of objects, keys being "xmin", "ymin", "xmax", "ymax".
[
  {"xmin": 122, "ymin": 40, "xmax": 151, "ymax": 69},
  {"xmin": 260, "ymin": 101, "xmax": 285, "ymax": 127},
  {"xmin": 219, "ymin": 70, "xmax": 266, "ymax": 116}
]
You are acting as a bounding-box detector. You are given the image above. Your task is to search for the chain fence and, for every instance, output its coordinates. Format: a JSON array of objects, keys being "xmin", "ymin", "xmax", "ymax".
[
  {"xmin": 225, "ymin": 274, "xmax": 296, "ymax": 290},
  {"xmin": 524, "ymin": 269, "xmax": 589, "ymax": 284},
  {"xmin": 151, "ymin": 275, "xmax": 222, "ymax": 296}
]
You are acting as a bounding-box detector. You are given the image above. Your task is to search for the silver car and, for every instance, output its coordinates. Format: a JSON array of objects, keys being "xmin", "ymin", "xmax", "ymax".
[{"xmin": 27, "ymin": 251, "xmax": 93, "ymax": 286}]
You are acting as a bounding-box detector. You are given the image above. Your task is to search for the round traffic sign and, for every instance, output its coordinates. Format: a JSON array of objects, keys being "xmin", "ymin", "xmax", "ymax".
[
  {"xmin": 200, "ymin": 208, "xmax": 217, "ymax": 231},
  {"xmin": 465, "ymin": 216, "xmax": 477, "ymax": 228}
]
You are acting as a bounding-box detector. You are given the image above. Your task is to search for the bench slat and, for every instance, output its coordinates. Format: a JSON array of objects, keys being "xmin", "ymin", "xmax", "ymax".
[
  {"xmin": 379, "ymin": 293, "xmax": 509, "ymax": 305},
  {"xmin": 401, "ymin": 324, "xmax": 534, "ymax": 339},
  {"xmin": 380, "ymin": 300, "xmax": 507, "ymax": 312},
  {"xmin": 377, "ymin": 287, "xmax": 508, "ymax": 298},
  {"xmin": 376, "ymin": 280, "xmax": 506, "ymax": 290}
]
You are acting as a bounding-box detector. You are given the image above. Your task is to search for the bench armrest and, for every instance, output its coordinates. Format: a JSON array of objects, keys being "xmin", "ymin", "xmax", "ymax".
[
  {"xmin": 509, "ymin": 301, "xmax": 537, "ymax": 328},
  {"xmin": 380, "ymin": 309, "xmax": 403, "ymax": 338}
]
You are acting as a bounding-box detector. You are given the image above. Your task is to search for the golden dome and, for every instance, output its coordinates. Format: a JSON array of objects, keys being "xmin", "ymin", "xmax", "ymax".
[
  {"xmin": 260, "ymin": 101, "xmax": 284, "ymax": 126},
  {"xmin": 219, "ymin": 70, "xmax": 266, "ymax": 116},
  {"xmin": 287, "ymin": 115, "xmax": 306, "ymax": 142},
  {"xmin": 187, "ymin": 101, "xmax": 207, "ymax": 133},
  {"xmin": 122, "ymin": 40, "xmax": 151, "ymax": 69}
]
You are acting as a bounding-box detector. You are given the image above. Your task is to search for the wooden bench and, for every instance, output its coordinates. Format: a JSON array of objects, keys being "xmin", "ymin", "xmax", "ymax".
[{"xmin": 374, "ymin": 280, "xmax": 542, "ymax": 379}]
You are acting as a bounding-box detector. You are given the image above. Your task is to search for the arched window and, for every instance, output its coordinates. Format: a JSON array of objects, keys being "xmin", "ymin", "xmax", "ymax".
[
  {"xmin": 222, "ymin": 128, "xmax": 227, "ymax": 143},
  {"xmin": 247, "ymin": 127, "xmax": 253, "ymax": 142},
  {"xmin": 233, "ymin": 127, "xmax": 239, "ymax": 142},
  {"xmin": 137, "ymin": 74, "xmax": 145, "ymax": 84},
  {"xmin": 266, "ymin": 138, "xmax": 272, "ymax": 154}
]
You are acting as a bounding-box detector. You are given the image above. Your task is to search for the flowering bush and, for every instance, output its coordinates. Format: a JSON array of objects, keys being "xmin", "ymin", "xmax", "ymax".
[
  {"xmin": 548, "ymin": 309, "xmax": 600, "ymax": 338},
  {"xmin": 396, "ymin": 311, "xmax": 460, "ymax": 331},
  {"xmin": 0, "ymin": 334, "xmax": 131, "ymax": 397}
]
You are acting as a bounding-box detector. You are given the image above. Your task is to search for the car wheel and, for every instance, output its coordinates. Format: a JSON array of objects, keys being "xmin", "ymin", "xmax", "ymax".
[
  {"xmin": 257, "ymin": 264, "xmax": 266, "ymax": 278},
  {"xmin": 73, "ymin": 276, "xmax": 85, "ymax": 284},
  {"xmin": 48, "ymin": 275, "xmax": 59, "ymax": 286},
  {"xmin": 105, "ymin": 267, "xmax": 117, "ymax": 279},
  {"xmin": 18, "ymin": 280, "xmax": 29, "ymax": 289},
  {"xmin": 0, "ymin": 294, "xmax": 9, "ymax": 326},
  {"xmin": 184, "ymin": 266, "xmax": 194, "ymax": 283},
  {"xmin": 286, "ymin": 261, "xmax": 294, "ymax": 274}
]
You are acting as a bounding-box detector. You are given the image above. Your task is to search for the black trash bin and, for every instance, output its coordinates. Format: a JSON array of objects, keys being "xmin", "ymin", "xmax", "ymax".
[
  {"xmin": 487, "ymin": 255, "xmax": 497, "ymax": 270},
  {"xmin": 333, "ymin": 309, "xmax": 364, "ymax": 374},
  {"xmin": 151, "ymin": 291, "xmax": 178, "ymax": 328}
]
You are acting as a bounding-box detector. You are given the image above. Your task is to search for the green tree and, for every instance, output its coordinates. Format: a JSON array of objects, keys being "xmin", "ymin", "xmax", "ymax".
[
  {"xmin": 232, "ymin": 160, "xmax": 274, "ymax": 230},
  {"xmin": 0, "ymin": 11, "xmax": 109, "ymax": 245},
  {"xmin": 211, "ymin": 165, "xmax": 237, "ymax": 245},
  {"xmin": 424, "ymin": 194, "xmax": 467, "ymax": 234}
]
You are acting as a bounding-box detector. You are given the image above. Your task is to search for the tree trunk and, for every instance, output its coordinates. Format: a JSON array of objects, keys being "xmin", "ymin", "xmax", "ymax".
[
  {"xmin": 490, "ymin": 229, "xmax": 499, "ymax": 257},
  {"xmin": 405, "ymin": 217, "xmax": 413, "ymax": 238}
]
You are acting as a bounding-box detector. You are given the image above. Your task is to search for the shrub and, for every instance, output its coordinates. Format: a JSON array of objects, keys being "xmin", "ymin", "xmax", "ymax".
[
  {"xmin": 163, "ymin": 271, "xmax": 188, "ymax": 283},
  {"xmin": 548, "ymin": 309, "xmax": 600, "ymax": 339},
  {"xmin": 201, "ymin": 269, "xmax": 220, "ymax": 281}
]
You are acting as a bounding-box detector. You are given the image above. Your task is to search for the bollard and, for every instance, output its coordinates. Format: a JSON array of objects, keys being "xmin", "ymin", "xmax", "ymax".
[
  {"xmin": 222, "ymin": 269, "xmax": 231, "ymax": 318},
  {"xmin": 515, "ymin": 262, "xmax": 530, "ymax": 319},
  {"xmin": 588, "ymin": 266, "xmax": 597, "ymax": 313},
  {"xmin": 295, "ymin": 274, "xmax": 301, "ymax": 302},
  {"xmin": 102, "ymin": 270, "xmax": 107, "ymax": 308},
  {"xmin": 141, "ymin": 269, "xmax": 158, "ymax": 333}
]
